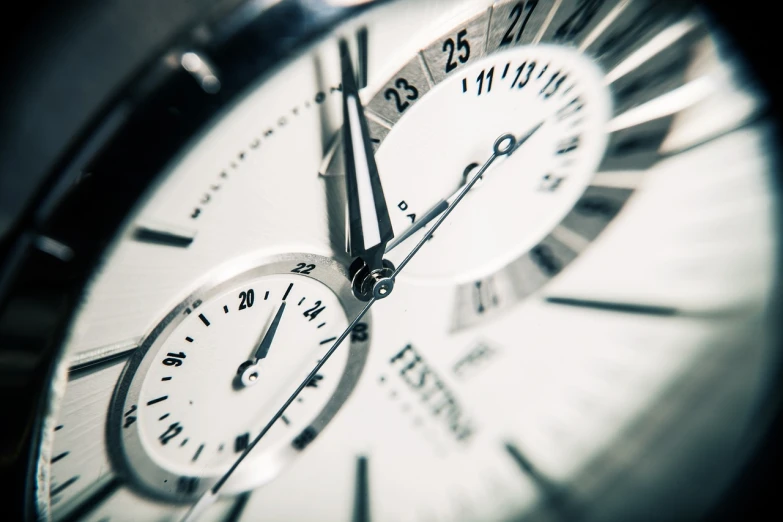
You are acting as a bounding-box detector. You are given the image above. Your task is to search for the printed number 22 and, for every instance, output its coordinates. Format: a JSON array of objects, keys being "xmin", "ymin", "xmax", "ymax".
[{"xmin": 291, "ymin": 263, "xmax": 315, "ymax": 275}]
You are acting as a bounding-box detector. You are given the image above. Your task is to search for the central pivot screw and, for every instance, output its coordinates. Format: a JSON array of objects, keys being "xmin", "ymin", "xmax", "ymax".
[
  {"xmin": 370, "ymin": 272, "xmax": 394, "ymax": 299},
  {"xmin": 235, "ymin": 361, "xmax": 261, "ymax": 389},
  {"xmin": 350, "ymin": 258, "xmax": 395, "ymax": 301}
]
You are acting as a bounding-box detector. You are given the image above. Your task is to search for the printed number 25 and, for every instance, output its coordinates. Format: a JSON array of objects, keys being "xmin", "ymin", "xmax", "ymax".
[{"xmin": 443, "ymin": 29, "xmax": 470, "ymax": 73}]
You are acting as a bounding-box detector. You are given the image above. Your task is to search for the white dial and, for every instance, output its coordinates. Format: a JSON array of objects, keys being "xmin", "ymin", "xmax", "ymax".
[{"xmin": 31, "ymin": 0, "xmax": 779, "ymax": 521}]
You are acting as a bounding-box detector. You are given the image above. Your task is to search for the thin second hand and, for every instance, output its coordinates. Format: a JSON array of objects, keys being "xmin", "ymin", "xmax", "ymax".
[{"xmin": 390, "ymin": 133, "xmax": 516, "ymax": 279}]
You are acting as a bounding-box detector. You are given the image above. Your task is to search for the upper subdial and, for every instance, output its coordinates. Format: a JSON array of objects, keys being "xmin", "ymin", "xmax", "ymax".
[{"xmin": 376, "ymin": 45, "xmax": 612, "ymax": 284}]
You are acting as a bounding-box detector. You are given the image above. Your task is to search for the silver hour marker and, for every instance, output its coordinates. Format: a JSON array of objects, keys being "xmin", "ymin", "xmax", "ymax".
[
  {"xmin": 604, "ymin": 18, "xmax": 699, "ymax": 85},
  {"xmin": 549, "ymin": 224, "xmax": 590, "ymax": 254},
  {"xmin": 192, "ymin": 444, "xmax": 204, "ymax": 462},
  {"xmin": 134, "ymin": 221, "xmax": 196, "ymax": 247},
  {"xmin": 63, "ymin": 478, "xmax": 120, "ymax": 520},
  {"xmin": 224, "ymin": 492, "xmax": 251, "ymax": 522},
  {"xmin": 69, "ymin": 338, "xmax": 141, "ymax": 373},
  {"xmin": 35, "ymin": 235, "xmax": 75, "ymax": 262},
  {"xmin": 51, "ymin": 451, "xmax": 70, "ymax": 464},
  {"xmin": 600, "ymin": 116, "xmax": 673, "ymax": 172},
  {"xmin": 51, "ymin": 475, "xmax": 79, "ymax": 497},
  {"xmin": 577, "ymin": 0, "xmax": 629, "ymax": 52},
  {"xmin": 357, "ymin": 27, "xmax": 369, "ymax": 89},
  {"xmin": 585, "ymin": 0, "xmax": 693, "ymax": 73},
  {"xmin": 504, "ymin": 442, "xmax": 565, "ymax": 507},
  {"xmin": 353, "ymin": 455, "xmax": 370, "ymax": 522},
  {"xmin": 590, "ymin": 171, "xmax": 644, "ymax": 190},
  {"xmin": 559, "ymin": 185, "xmax": 631, "ymax": 243},
  {"xmin": 545, "ymin": 296, "xmax": 679, "ymax": 316}
]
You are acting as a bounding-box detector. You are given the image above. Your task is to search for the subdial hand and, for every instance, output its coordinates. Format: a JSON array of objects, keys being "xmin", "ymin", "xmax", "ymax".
[
  {"xmin": 385, "ymin": 120, "xmax": 544, "ymax": 254},
  {"xmin": 339, "ymin": 38, "xmax": 394, "ymax": 272},
  {"xmin": 253, "ymin": 301, "xmax": 286, "ymax": 362},
  {"xmin": 236, "ymin": 301, "xmax": 286, "ymax": 388}
]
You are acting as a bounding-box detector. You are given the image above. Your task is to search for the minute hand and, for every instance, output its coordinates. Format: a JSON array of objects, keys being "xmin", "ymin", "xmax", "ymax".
[
  {"xmin": 390, "ymin": 124, "xmax": 542, "ymax": 276},
  {"xmin": 340, "ymin": 38, "xmax": 394, "ymax": 270}
]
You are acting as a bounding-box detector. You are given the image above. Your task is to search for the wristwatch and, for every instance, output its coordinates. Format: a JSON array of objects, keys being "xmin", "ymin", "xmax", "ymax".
[{"xmin": 1, "ymin": 0, "xmax": 780, "ymax": 520}]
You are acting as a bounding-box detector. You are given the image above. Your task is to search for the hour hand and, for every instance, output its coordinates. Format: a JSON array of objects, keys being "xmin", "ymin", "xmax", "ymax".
[
  {"xmin": 253, "ymin": 300, "xmax": 286, "ymax": 362},
  {"xmin": 339, "ymin": 38, "xmax": 394, "ymax": 271},
  {"xmin": 236, "ymin": 301, "xmax": 286, "ymax": 388}
]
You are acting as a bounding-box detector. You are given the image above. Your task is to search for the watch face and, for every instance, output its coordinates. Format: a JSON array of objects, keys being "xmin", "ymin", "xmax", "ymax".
[{"xmin": 2, "ymin": 0, "xmax": 780, "ymax": 521}]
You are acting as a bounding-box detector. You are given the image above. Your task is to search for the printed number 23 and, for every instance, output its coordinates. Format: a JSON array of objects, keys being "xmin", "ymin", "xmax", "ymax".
[{"xmin": 384, "ymin": 78, "xmax": 419, "ymax": 114}]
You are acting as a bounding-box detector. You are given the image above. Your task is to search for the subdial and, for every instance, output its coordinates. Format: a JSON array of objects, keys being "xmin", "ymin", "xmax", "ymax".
[
  {"xmin": 378, "ymin": 44, "xmax": 612, "ymax": 284},
  {"xmin": 110, "ymin": 254, "xmax": 371, "ymax": 500}
]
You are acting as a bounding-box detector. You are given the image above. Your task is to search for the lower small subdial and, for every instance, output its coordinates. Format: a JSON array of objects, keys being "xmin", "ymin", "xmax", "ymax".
[{"xmin": 110, "ymin": 254, "xmax": 371, "ymax": 500}]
